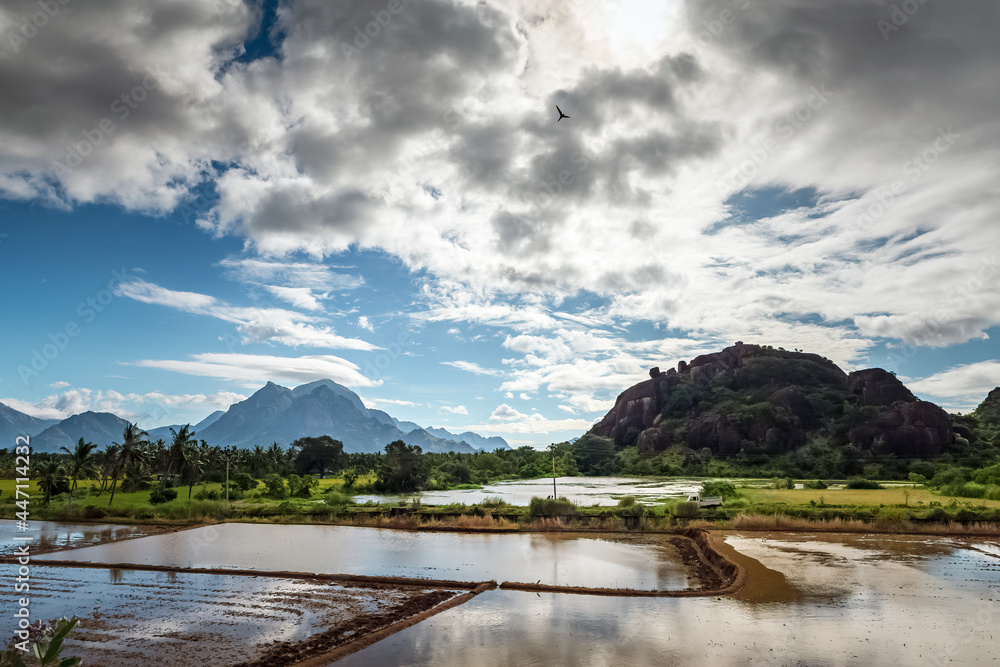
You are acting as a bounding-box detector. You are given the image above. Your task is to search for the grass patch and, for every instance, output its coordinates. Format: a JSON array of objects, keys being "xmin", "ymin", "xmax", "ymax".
[{"xmin": 740, "ymin": 487, "xmax": 1000, "ymax": 508}]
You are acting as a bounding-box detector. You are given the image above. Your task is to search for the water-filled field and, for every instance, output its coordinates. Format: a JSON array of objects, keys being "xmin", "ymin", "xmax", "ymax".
[
  {"xmin": 36, "ymin": 523, "xmax": 692, "ymax": 590},
  {"xmin": 335, "ymin": 532, "xmax": 1000, "ymax": 666},
  {"xmin": 352, "ymin": 476, "xmax": 707, "ymax": 506}
]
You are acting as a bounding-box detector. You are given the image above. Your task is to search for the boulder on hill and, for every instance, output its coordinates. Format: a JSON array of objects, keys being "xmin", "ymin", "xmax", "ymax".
[{"xmin": 847, "ymin": 368, "xmax": 916, "ymax": 406}]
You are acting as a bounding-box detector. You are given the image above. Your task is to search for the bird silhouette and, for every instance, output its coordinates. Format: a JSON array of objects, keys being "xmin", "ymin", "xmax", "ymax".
[{"xmin": 556, "ymin": 105, "xmax": 570, "ymax": 122}]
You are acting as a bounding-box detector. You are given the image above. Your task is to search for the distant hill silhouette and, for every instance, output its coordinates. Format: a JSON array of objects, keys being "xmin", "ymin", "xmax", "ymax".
[{"xmin": 12, "ymin": 379, "xmax": 508, "ymax": 454}]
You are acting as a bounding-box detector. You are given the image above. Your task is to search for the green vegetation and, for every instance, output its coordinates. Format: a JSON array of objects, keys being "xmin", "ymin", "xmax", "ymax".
[
  {"xmin": 845, "ymin": 477, "xmax": 883, "ymax": 490},
  {"xmin": 528, "ymin": 497, "xmax": 578, "ymax": 517},
  {"xmin": 1, "ymin": 616, "xmax": 82, "ymax": 666}
]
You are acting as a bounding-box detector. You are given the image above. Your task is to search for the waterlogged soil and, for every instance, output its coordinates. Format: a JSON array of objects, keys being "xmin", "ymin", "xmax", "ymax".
[
  {"xmin": 0, "ymin": 565, "xmax": 443, "ymax": 666},
  {"xmin": 37, "ymin": 523, "xmax": 693, "ymax": 590},
  {"xmin": 0, "ymin": 520, "xmax": 172, "ymax": 557},
  {"xmin": 334, "ymin": 532, "xmax": 1000, "ymax": 667}
]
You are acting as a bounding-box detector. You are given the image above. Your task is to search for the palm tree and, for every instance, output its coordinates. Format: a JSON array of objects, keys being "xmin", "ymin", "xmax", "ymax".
[
  {"xmin": 164, "ymin": 425, "xmax": 196, "ymax": 488},
  {"xmin": 97, "ymin": 444, "xmax": 121, "ymax": 495},
  {"xmin": 60, "ymin": 438, "xmax": 98, "ymax": 495},
  {"xmin": 250, "ymin": 445, "xmax": 266, "ymax": 478},
  {"xmin": 108, "ymin": 423, "xmax": 149, "ymax": 506},
  {"xmin": 182, "ymin": 442, "xmax": 209, "ymax": 500},
  {"xmin": 35, "ymin": 459, "xmax": 67, "ymax": 506},
  {"xmin": 266, "ymin": 442, "xmax": 284, "ymax": 475}
]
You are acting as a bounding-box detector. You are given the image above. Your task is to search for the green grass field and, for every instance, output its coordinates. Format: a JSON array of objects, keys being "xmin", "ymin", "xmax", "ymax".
[{"xmin": 740, "ymin": 486, "xmax": 1000, "ymax": 508}]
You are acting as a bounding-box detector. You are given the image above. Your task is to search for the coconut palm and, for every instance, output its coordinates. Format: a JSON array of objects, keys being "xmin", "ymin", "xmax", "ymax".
[
  {"xmin": 108, "ymin": 423, "xmax": 149, "ymax": 506},
  {"xmin": 249, "ymin": 445, "xmax": 266, "ymax": 478},
  {"xmin": 97, "ymin": 444, "xmax": 121, "ymax": 495},
  {"xmin": 164, "ymin": 425, "xmax": 196, "ymax": 488},
  {"xmin": 35, "ymin": 459, "xmax": 67, "ymax": 506},
  {"xmin": 182, "ymin": 443, "xmax": 207, "ymax": 500},
  {"xmin": 266, "ymin": 442, "xmax": 285, "ymax": 475},
  {"xmin": 60, "ymin": 438, "xmax": 98, "ymax": 495}
]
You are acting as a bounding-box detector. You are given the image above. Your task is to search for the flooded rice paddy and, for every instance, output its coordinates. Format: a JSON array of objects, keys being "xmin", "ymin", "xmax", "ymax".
[
  {"xmin": 8, "ymin": 565, "xmax": 440, "ymax": 666},
  {"xmin": 351, "ymin": 476, "xmax": 706, "ymax": 506},
  {"xmin": 0, "ymin": 519, "xmax": 164, "ymax": 557},
  {"xmin": 9, "ymin": 524, "xmax": 1000, "ymax": 665},
  {"xmin": 36, "ymin": 523, "xmax": 691, "ymax": 590},
  {"xmin": 335, "ymin": 532, "xmax": 1000, "ymax": 666}
]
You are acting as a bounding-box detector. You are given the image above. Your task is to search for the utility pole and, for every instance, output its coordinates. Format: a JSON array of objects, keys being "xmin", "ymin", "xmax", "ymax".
[
  {"xmin": 223, "ymin": 446, "xmax": 236, "ymax": 504},
  {"xmin": 550, "ymin": 444, "xmax": 557, "ymax": 500}
]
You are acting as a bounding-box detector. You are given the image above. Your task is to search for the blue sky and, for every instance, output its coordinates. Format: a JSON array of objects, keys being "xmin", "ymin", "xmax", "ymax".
[{"xmin": 1, "ymin": 0, "xmax": 999, "ymax": 446}]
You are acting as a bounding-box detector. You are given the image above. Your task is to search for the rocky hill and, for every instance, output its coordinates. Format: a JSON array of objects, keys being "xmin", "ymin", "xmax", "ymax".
[{"xmin": 590, "ymin": 342, "xmax": 961, "ymax": 461}]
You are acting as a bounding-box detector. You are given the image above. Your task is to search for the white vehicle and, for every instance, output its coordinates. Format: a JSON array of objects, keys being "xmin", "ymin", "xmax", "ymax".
[{"xmin": 686, "ymin": 494, "xmax": 722, "ymax": 508}]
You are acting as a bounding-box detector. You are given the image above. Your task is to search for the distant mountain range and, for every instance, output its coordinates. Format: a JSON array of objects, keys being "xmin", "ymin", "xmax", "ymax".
[{"xmin": 2, "ymin": 379, "xmax": 508, "ymax": 454}]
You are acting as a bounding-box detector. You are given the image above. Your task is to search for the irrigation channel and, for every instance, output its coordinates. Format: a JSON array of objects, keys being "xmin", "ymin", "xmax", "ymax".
[{"xmin": 3, "ymin": 521, "xmax": 998, "ymax": 665}]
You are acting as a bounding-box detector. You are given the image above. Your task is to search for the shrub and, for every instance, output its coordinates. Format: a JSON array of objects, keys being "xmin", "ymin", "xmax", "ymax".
[
  {"xmin": 922, "ymin": 507, "xmax": 950, "ymax": 522},
  {"xmin": 803, "ymin": 480, "xmax": 828, "ymax": 489},
  {"xmin": 617, "ymin": 496, "xmax": 637, "ymax": 508},
  {"xmin": 701, "ymin": 480, "xmax": 739, "ymax": 498},
  {"xmin": 672, "ymin": 501, "xmax": 700, "ymax": 518},
  {"xmin": 83, "ymin": 505, "xmax": 107, "ymax": 520},
  {"xmin": 845, "ymin": 478, "xmax": 883, "ymax": 490},
  {"xmin": 287, "ymin": 474, "xmax": 318, "ymax": 498},
  {"xmin": 263, "ymin": 474, "xmax": 287, "ymax": 499},
  {"xmin": 325, "ymin": 488, "xmax": 353, "ymax": 506},
  {"xmin": 528, "ymin": 497, "xmax": 578, "ymax": 517},
  {"xmin": 342, "ymin": 468, "xmax": 359, "ymax": 487},
  {"xmin": 149, "ymin": 487, "xmax": 178, "ymax": 505},
  {"xmin": 619, "ymin": 502, "xmax": 646, "ymax": 517},
  {"xmin": 481, "ymin": 495, "xmax": 508, "ymax": 508},
  {"xmin": 232, "ymin": 472, "xmax": 257, "ymax": 491},
  {"xmin": 194, "ymin": 489, "xmax": 220, "ymax": 501}
]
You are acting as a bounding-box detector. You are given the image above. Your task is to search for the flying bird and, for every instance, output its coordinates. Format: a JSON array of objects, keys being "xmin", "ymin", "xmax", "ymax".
[{"xmin": 556, "ymin": 105, "xmax": 570, "ymax": 122}]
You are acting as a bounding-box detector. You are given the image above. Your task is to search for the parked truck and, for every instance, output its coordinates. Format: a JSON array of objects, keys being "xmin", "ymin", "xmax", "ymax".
[{"xmin": 686, "ymin": 494, "xmax": 722, "ymax": 508}]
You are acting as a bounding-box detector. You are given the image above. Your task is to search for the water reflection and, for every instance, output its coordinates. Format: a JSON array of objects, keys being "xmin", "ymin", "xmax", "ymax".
[
  {"xmin": 352, "ymin": 476, "xmax": 706, "ymax": 506},
  {"xmin": 37, "ymin": 524, "xmax": 691, "ymax": 590},
  {"xmin": 0, "ymin": 520, "xmax": 154, "ymax": 556},
  {"xmin": 336, "ymin": 533, "xmax": 1000, "ymax": 667}
]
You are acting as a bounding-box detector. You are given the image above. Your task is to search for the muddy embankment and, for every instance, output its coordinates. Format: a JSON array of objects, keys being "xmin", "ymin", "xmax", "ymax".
[{"xmin": 499, "ymin": 529, "xmax": 746, "ymax": 597}]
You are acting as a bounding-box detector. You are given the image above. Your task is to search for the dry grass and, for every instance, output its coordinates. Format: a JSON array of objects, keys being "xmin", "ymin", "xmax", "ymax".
[
  {"xmin": 732, "ymin": 512, "xmax": 1000, "ymax": 535},
  {"xmin": 528, "ymin": 517, "xmax": 571, "ymax": 531},
  {"xmin": 424, "ymin": 514, "xmax": 517, "ymax": 530}
]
